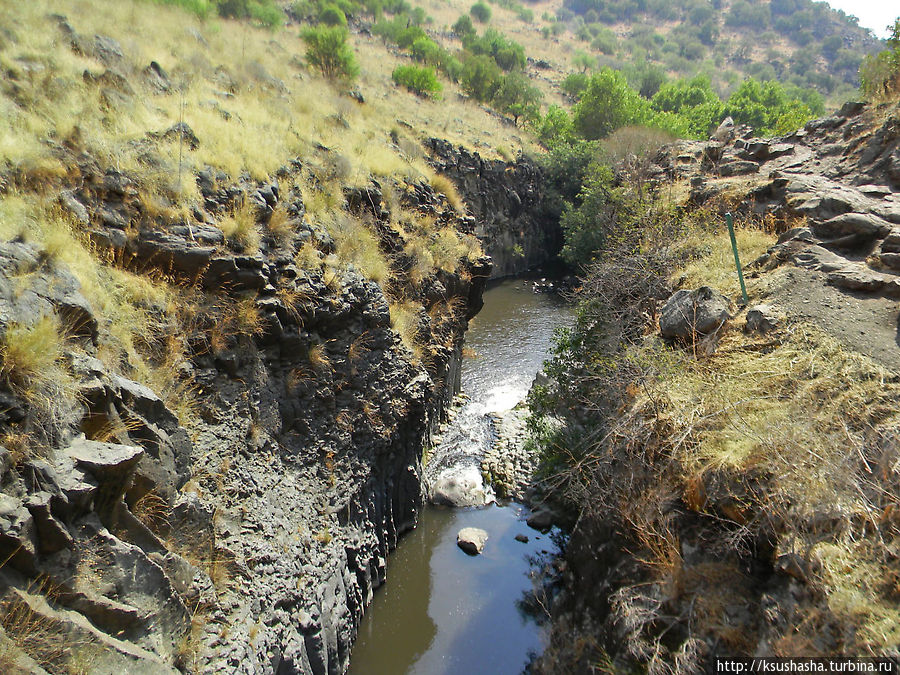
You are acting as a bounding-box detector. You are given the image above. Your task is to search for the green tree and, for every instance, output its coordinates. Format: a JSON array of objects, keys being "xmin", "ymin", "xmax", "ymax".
[
  {"xmin": 470, "ymin": 1, "xmax": 491, "ymax": 23},
  {"xmin": 562, "ymin": 72, "xmax": 590, "ymax": 99},
  {"xmin": 559, "ymin": 163, "xmax": 638, "ymax": 266},
  {"xmin": 860, "ymin": 19, "xmax": 900, "ymax": 99},
  {"xmin": 537, "ymin": 105, "xmax": 575, "ymax": 146},
  {"xmin": 319, "ymin": 4, "xmax": 347, "ymax": 25},
  {"xmin": 572, "ymin": 68, "xmax": 648, "ymax": 140},
  {"xmin": 493, "ymin": 71, "xmax": 543, "ymax": 125},
  {"xmin": 723, "ymin": 77, "xmax": 818, "ymax": 135},
  {"xmin": 460, "ymin": 54, "xmax": 503, "ymax": 101},
  {"xmin": 651, "ymin": 75, "xmax": 724, "ymax": 138},
  {"xmin": 572, "ymin": 50, "xmax": 596, "ymax": 73},
  {"xmin": 217, "ymin": 0, "xmax": 284, "ymax": 27},
  {"xmin": 411, "ymin": 37, "xmax": 442, "ymax": 64},
  {"xmin": 302, "ymin": 25, "xmax": 359, "ymax": 80},
  {"xmin": 463, "ymin": 29, "xmax": 526, "ymax": 71}
]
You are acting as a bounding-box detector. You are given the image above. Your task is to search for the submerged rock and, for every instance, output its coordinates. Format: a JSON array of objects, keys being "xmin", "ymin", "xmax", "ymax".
[
  {"xmin": 526, "ymin": 508, "xmax": 554, "ymax": 532},
  {"xmin": 457, "ymin": 527, "xmax": 488, "ymax": 555}
]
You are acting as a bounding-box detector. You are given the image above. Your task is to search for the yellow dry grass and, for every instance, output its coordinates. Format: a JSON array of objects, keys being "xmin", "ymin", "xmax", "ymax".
[
  {"xmin": 637, "ymin": 318, "xmax": 900, "ymax": 654},
  {"xmin": 673, "ymin": 212, "xmax": 774, "ymax": 301}
]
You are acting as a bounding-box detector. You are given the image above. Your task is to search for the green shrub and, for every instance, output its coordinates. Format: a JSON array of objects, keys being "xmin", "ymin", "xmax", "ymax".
[
  {"xmin": 392, "ymin": 64, "xmax": 442, "ymax": 98},
  {"xmin": 319, "ymin": 4, "xmax": 348, "ymax": 25},
  {"xmin": 470, "ymin": 1, "xmax": 491, "ymax": 23},
  {"xmin": 217, "ymin": 0, "xmax": 284, "ymax": 27},
  {"xmin": 650, "ymin": 75, "xmax": 723, "ymax": 139},
  {"xmin": 411, "ymin": 37, "xmax": 442, "ymax": 63},
  {"xmin": 152, "ymin": 0, "xmax": 215, "ymax": 18},
  {"xmin": 572, "ymin": 68, "xmax": 649, "ymax": 140},
  {"xmin": 493, "ymin": 71, "xmax": 542, "ymax": 124},
  {"xmin": 723, "ymin": 77, "xmax": 817, "ymax": 135},
  {"xmin": 373, "ymin": 16, "xmax": 427, "ymax": 48},
  {"xmin": 537, "ymin": 105, "xmax": 575, "ymax": 146},
  {"xmin": 453, "ymin": 14, "xmax": 475, "ymax": 37},
  {"xmin": 561, "ymin": 72, "xmax": 589, "ymax": 99},
  {"xmin": 462, "ymin": 28, "xmax": 525, "ymax": 71},
  {"xmin": 302, "ymin": 25, "xmax": 359, "ymax": 80}
]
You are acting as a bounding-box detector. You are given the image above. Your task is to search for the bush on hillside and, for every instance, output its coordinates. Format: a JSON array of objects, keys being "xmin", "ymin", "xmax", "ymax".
[
  {"xmin": 302, "ymin": 25, "xmax": 359, "ymax": 80},
  {"xmin": 561, "ymin": 72, "xmax": 589, "ymax": 100},
  {"xmin": 392, "ymin": 64, "xmax": 442, "ymax": 97},
  {"xmin": 460, "ymin": 53, "xmax": 503, "ymax": 101},
  {"xmin": 492, "ymin": 71, "xmax": 542, "ymax": 125},
  {"xmin": 462, "ymin": 29, "xmax": 525, "ymax": 71},
  {"xmin": 452, "ymin": 14, "xmax": 475, "ymax": 37},
  {"xmin": 319, "ymin": 4, "xmax": 347, "ymax": 25},
  {"xmin": 158, "ymin": 0, "xmax": 283, "ymax": 25},
  {"xmin": 373, "ymin": 16, "xmax": 427, "ymax": 48},
  {"xmin": 723, "ymin": 77, "xmax": 815, "ymax": 135},
  {"xmin": 651, "ymin": 75, "xmax": 723, "ymax": 139},
  {"xmin": 572, "ymin": 68, "xmax": 649, "ymax": 140},
  {"xmin": 470, "ymin": 1, "xmax": 491, "ymax": 23},
  {"xmin": 537, "ymin": 105, "xmax": 575, "ymax": 147},
  {"xmin": 217, "ymin": 0, "xmax": 284, "ymax": 27}
]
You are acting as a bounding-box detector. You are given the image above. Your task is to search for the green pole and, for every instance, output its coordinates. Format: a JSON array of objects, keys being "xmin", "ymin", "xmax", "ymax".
[{"xmin": 726, "ymin": 212, "xmax": 749, "ymax": 305}]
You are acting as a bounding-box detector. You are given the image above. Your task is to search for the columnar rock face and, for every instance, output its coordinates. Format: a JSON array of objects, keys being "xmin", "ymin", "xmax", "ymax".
[
  {"xmin": 425, "ymin": 138, "xmax": 562, "ymax": 278},
  {"xmin": 0, "ymin": 144, "xmax": 490, "ymax": 673}
]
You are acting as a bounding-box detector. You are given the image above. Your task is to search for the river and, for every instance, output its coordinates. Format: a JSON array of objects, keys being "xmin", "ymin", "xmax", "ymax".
[{"xmin": 348, "ymin": 278, "xmax": 570, "ymax": 675}]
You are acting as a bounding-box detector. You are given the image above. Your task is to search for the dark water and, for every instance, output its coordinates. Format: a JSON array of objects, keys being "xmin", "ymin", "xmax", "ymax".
[{"xmin": 348, "ymin": 279, "xmax": 570, "ymax": 675}]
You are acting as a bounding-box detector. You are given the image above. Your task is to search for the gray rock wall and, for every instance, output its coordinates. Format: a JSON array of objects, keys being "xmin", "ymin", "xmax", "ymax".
[
  {"xmin": 425, "ymin": 138, "xmax": 562, "ymax": 278},
  {"xmin": 0, "ymin": 150, "xmax": 489, "ymax": 673}
]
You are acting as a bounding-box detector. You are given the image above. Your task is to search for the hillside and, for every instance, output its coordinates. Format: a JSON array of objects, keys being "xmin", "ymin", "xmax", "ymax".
[
  {"xmin": 414, "ymin": 0, "xmax": 884, "ymax": 105},
  {"xmin": 0, "ymin": 1, "xmax": 514, "ymax": 672}
]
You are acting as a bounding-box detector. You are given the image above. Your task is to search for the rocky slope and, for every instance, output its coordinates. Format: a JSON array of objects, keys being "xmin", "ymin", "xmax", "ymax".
[{"xmin": 656, "ymin": 99, "xmax": 900, "ymax": 367}]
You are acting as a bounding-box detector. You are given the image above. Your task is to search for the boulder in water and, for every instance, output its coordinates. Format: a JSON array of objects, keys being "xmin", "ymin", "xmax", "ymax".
[
  {"xmin": 457, "ymin": 527, "xmax": 488, "ymax": 555},
  {"xmin": 430, "ymin": 466, "xmax": 494, "ymax": 507}
]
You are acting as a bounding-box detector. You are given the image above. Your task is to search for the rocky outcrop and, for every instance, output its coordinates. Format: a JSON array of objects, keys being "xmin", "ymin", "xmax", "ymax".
[
  {"xmin": 456, "ymin": 527, "xmax": 488, "ymax": 555},
  {"xmin": 425, "ymin": 138, "xmax": 562, "ymax": 278},
  {"xmin": 652, "ymin": 100, "xmax": 900, "ymax": 337}
]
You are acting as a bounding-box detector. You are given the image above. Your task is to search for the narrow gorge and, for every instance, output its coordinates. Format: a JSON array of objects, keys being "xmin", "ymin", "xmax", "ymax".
[{"xmin": 2, "ymin": 0, "xmax": 899, "ymax": 673}]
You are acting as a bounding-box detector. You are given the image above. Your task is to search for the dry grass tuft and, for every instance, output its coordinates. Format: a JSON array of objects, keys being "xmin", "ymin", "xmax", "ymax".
[
  {"xmin": 0, "ymin": 315, "xmax": 64, "ymax": 391},
  {"xmin": 265, "ymin": 204, "xmax": 294, "ymax": 245},
  {"xmin": 390, "ymin": 301, "xmax": 422, "ymax": 359},
  {"xmin": 0, "ymin": 588, "xmax": 74, "ymax": 669},
  {"xmin": 429, "ymin": 174, "xmax": 465, "ymax": 212},
  {"xmin": 220, "ymin": 202, "xmax": 261, "ymax": 253},
  {"xmin": 132, "ymin": 490, "xmax": 170, "ymax": 535},
  {"xmin": 324, "ymin": 213, "xmax": 390, "ymax": 285},
  {"xmin": 308, "ymin": 343, "xmax": 332, "ymax": 374}
]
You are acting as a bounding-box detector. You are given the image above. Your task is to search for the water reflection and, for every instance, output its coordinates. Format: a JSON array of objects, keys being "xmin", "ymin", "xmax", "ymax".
[
  {"xmin": 349, "ymin": 279, "xmax": 571, "ymax": 674},
  {"xmin": 350, "ymin": 504, "xmax": 559, "ymax": 675}
]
